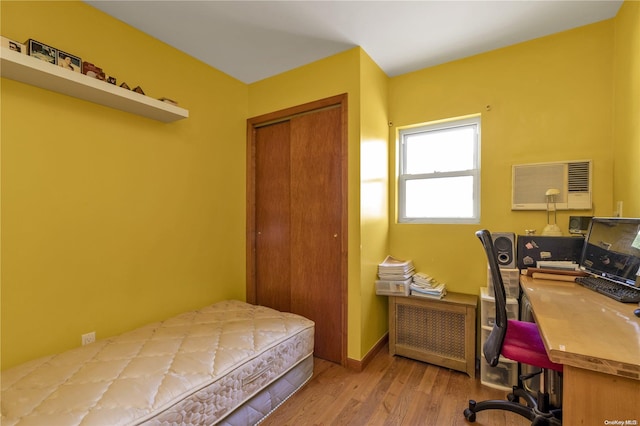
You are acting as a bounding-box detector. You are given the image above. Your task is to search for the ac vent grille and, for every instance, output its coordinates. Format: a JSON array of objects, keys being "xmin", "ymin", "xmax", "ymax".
[{"xmin": 568, "ymin": 161, "xmax": 590, "ymax": 192}]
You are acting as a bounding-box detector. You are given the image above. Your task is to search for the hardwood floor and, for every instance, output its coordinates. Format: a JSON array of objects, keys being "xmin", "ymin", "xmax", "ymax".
[{"xmin": 262, "ymin": 345, "xmax": 530, "ymax": 426}]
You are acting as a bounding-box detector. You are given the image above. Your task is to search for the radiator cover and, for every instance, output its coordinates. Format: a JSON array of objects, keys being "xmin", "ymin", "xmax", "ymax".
[{"xmin": 389, "ymin": 293, "xmax": 477, "ymax": 378}]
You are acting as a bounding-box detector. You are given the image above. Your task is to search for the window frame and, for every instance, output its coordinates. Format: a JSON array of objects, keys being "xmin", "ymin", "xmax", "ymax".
[{"xmin": 398, "ymin": 116, "xmax": 481, "ymax": 224}]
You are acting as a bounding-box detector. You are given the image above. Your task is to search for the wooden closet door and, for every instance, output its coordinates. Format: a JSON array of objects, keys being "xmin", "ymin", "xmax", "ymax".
[
  {"xmin": 248, "ymin": 95, "xmax": 347, "ymax": 365},
  {"xmin": 254, "ymin": 121, "xmax": 292, "ymax": 313},
  {"xmin": 289, "ymin": 107, "xmax": 343, "ymax": 363}
]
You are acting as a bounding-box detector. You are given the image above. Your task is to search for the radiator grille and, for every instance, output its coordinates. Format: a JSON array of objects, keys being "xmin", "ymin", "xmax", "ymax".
[{"xmin": 396, "ymin": 303, "xmax": 465, "ymax": 361}]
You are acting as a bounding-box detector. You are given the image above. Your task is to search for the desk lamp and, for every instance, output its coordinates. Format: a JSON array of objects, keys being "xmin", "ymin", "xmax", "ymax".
[{"xmin": 542, "ymin": 188, "xmax": 562, "ymax": 236}]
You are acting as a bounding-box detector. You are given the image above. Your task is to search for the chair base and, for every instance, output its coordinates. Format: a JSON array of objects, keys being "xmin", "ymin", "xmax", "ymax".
[{"xmin": 463, "ymin": 387, "xmax": 562, "ymax": 426}]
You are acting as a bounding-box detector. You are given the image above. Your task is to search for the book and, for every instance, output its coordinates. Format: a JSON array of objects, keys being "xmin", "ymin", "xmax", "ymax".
[
  {"xmin": 378, "ymin": 255, "xmax": 415, "ymax": 280},
  {"xmin": 410, "ymin": 282, "xmax": 446, "ymax": 298}
]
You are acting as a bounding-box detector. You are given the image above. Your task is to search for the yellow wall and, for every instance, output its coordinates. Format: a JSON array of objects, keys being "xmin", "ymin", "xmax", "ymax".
[
  {"xmin": 387, "ymin": 21, "xmax": 615, "ymax": 296},
  {"xmin": 1, "ymin": 1, "xmax": 248, "ymax": 369},
  {"xmin": 358, "ymin": 50, "xmax": 390, "ymax": 356},
  {"xmin": 613, "ymin": 1, "xmax": 640, "ymax": 218}
]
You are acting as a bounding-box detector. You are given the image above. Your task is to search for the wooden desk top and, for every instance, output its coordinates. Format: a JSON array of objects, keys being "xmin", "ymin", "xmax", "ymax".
[{"xmin": 520, "ymin": 275, "xmax": 640, "ymax": 380}]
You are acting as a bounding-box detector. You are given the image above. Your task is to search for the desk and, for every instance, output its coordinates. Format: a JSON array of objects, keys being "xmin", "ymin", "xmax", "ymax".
[{"xmin": 520, "ymin": 275, "xmax": 640, "ymax": 424}]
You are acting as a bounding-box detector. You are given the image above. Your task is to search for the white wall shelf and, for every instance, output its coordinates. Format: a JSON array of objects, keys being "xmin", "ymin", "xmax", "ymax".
[{"xmin": 0, "ymin": 47, "xmax": 189, "ymax": 123}]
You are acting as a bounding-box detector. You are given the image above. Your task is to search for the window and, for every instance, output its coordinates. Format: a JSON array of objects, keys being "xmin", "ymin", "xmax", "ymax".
[{"xmin": 398, "ymin": 116, "xmax": 480, "ymax": 224}]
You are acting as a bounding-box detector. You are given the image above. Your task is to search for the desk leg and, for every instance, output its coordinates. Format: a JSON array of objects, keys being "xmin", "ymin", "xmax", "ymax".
[{"xmin": 563, "ymin": 365, "xmax": 640, "ymax": 424}]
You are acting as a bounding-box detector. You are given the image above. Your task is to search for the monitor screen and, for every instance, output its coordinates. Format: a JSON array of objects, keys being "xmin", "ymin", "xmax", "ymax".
[{"xmin": 579, "ymin": 217, "xmax": 640, "ymax": 288}]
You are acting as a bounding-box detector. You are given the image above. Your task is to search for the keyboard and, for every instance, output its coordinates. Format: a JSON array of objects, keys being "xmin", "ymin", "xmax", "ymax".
[{"xmin": 575, "ymin": 276, "xmax": 640, "ymax": 303}]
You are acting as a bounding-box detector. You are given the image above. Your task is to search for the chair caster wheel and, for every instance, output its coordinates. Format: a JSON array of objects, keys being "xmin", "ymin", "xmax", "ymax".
[
  {"xmin": 464, "ymin": 400, "xmax": 477, "ymax": 422},
  {"xmin": 463, "ymin": 408, "xmax": 476, "ymax": 422}
]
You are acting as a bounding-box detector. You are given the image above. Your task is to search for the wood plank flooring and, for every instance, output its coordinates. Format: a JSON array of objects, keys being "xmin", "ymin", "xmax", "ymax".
[{"xmin": 261, "ymin": 344, "xmax": 530, "ymax": 426}]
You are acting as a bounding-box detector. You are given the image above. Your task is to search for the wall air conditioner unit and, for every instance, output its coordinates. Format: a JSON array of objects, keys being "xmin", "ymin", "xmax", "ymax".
[{"xmin": 512, "ymin": 160, "xmax": 592, "ymax": 210}]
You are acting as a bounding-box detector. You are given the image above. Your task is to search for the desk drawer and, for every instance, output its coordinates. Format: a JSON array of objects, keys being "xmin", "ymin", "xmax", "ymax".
[
  {"xmin": 480, "ymin": 355, "xmax": 518, "ymax": 391},
  {"xmin": 480, "ymin": 287, "xmax": 518, "ymax": 327}
]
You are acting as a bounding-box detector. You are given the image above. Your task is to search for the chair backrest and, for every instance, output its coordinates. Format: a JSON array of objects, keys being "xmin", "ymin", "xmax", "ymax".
[{"xmin": 476, "ymin": 229, "xmax": 509, "ymax": 367}]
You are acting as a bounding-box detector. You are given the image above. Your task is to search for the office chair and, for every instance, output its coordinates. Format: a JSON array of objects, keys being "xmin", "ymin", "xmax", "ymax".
[{"xmin": 463, "ymin": 229, "xmax": 563, "ymax": 426}]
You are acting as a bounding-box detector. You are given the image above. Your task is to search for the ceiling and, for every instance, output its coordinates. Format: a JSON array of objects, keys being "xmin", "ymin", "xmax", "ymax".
[{"xmin": 85, "ymin": 1, "xmax": 623, "ymax": 84}]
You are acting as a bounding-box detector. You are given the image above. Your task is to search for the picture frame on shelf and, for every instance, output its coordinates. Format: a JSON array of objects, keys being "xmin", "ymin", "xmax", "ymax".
[
  {"xmin": 57, "ymin": 50, "xmax": 81, "ymax": 73},
  {"xmin": 1, "ymin": 36, "xmax": 25, "ymax": 54},
  {"xmin": 26, "ymin": 39, "xmax": 56, "ymax": 64}
]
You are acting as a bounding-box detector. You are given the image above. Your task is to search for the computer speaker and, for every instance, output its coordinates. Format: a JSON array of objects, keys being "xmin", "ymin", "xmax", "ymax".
[
  {"xmin": 492, "ymin": 232, "xmax": 516, "ymax": 269},
  {"xmin": 569, "ymin": 216, "xmax": 592, "ymax": 235}
]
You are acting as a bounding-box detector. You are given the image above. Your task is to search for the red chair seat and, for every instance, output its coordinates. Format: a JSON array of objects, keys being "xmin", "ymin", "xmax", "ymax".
[{"xmin": 502, "ymin": 319, "xmax": 563, "ymax": 372}]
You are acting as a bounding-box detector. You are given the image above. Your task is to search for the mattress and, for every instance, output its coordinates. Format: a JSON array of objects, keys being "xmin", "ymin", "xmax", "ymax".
[{"xmin": 1, "ymin": 300, "xmax": 315, "ymax": 426}]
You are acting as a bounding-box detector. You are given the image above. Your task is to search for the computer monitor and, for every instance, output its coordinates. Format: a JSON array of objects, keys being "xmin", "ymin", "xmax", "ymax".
[{"xmin": 579, "ymin": 217, "xmax": 640, "ymax": 288}]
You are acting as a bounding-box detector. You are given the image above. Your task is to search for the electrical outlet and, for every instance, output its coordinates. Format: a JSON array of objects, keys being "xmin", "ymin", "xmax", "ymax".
[
  {"xmin": 81, "ymin": 331, "xmax": 96, "ymax": 346},
  {"xmin": 614, "ymin": 201, "xmax": 623, "ymax": 217}
]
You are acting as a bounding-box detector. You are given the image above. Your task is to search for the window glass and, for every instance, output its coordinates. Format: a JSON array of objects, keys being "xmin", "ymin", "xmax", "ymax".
[
  {"xmin": 404, "ymin": 126, "xmax": 476, "ymax": 174},
  {"xmin": 398, "ymin": 116, "xmax": 480, "ymax": 224},
  {"xmin": 405, "ymin": 176, "xmax": 475, "ymax": 218}
]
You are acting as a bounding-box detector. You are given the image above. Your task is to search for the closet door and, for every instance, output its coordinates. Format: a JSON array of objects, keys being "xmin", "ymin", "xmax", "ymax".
[
  {"xmin": 248, "ymin": 95, "xmax": 347, "ymax": 365},
  {"xmin": 289, "ymin": 107, "xmax": 343, "ymax": 363},
  {"xmin": 254, "ymin": 121, "xmax": 291, "ymax": 313}
]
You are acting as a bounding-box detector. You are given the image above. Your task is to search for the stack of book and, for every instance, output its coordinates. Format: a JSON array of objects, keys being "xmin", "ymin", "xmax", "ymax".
[
  {"xmin": 375, "ymin": 256, "xmax": 415, "ymax": 296},
  {"xmin": 410, "ymin": 272, "xmax": 447, "ymax": 299},
  {"xmin": 377, "ymin": 255, "xmax": 415, "ymax": 280}
]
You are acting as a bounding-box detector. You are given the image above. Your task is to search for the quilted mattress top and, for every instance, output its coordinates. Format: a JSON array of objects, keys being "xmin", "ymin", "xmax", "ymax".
[{"xmin": 1, "ymin": 300, "xmax": 314, "ymax": 426}]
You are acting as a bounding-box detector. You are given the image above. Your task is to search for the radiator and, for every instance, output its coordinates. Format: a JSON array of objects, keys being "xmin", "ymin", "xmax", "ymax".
[{"xmin": 389, "ymin": 293, "xmax": 477, "ymax": 378}]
